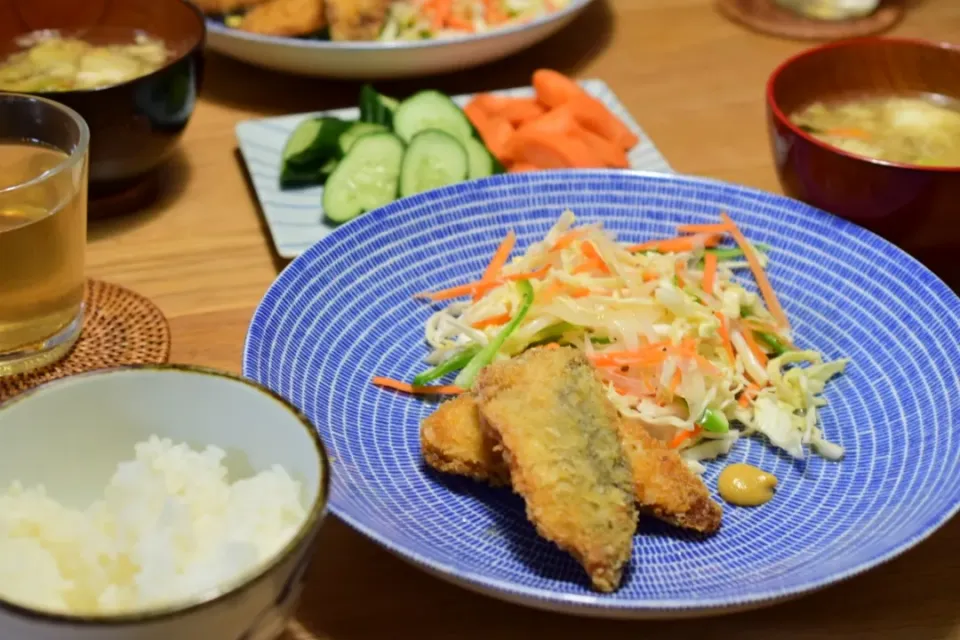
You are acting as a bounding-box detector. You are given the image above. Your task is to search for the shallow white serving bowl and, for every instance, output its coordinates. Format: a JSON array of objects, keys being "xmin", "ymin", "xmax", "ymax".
[
  {"xmin": 205, "ymin": 0, "xmax": 593, "ymax": 79},
  {"xmin": 0, "ymin": 365, "xmax": 329, "ymax": 640}
]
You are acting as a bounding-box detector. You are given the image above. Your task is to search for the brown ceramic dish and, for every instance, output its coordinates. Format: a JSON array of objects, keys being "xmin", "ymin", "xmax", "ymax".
[
  {"xmin": 0, "ymin": 0, "xmax": 205, "ymax": 197},
  {"xmin": 766, "ymin": 37, "xmax": 960, "ymax": 290}
]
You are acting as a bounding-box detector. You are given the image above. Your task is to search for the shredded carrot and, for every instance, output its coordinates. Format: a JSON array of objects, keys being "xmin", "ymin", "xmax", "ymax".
[
  {"xmin": 741, "ymin": 327, "xmax": 769, "ymax": 367},
  {"xmin": 571, "ymin": 257, "xmax": 606, "ymax": 275},
  {"xmin": 372, "ymin": 377, "xmax": 464, "ymax": 395},
  {"xmin": 431, "ymin": 0, "xmax": 452, "ymax": 30},
  {"xmin": 669, "ymin": 426, "xmax": 703, "ymax": 449},
  {"xmin": 484, "ymin": 0, "xmax": 507, "ymax": 24},
  {"xmin": 627, "ymin": 233, "xmax": 722, "ymax": 253},
  {"xmin": 445, "ymin": 14, "xmax": 474, "ymax": 30},
  {"xmin": 503, "ymin": 266, "xmax": 550, "ymax": 282},
  {"xmin": 581, "ymin": 241, "xmax": 610, "ymax": 273},
  {"xmin": 677, "ymin": 223, "xmax": 732, "ymax": 235},
  {"xmin": 415, "ymin": 265, "xmax": 549, "ymax": 301},
  {"xmin": 675, "ymin": 259, "xmax": 687, "ymax": 288},
  {"xmin": 668, "ymin": 367, "xmax": 683, "ymax": 395},
  {"xmin": 471, "ymin": 312, "xmax": 512, "ymax": 329},
  {"xmin": 642, "ymin": 270, "xmax": 659, "ymax": 283},
  {"xmin": 720, "ymin": 212, "xmax": 789, "ymax": 328},
  {"xmin": 544, "ymin": 342, "xmax": 560, "ymax": 350},
  {"xmin": 508, "ymin": 162, "xmax": 540, "ymax": 173},
  {"xmin": 738, "ymin": 382, "xmax": 761, "ymax": 408},
  {"xmin": 568, "ymin": 286, "xmax": 593, "ymax": 298},
  {"xmin": 824, "ymin": 127, "xmax": 870, "ymax": 140},
  {"xmin": 474, "ymin": 230, "xmax": 516, "ymax": 301},
  {"xmin": 550, "ymin": 229, "xmax": 587, "ymax": 252},
  {"xmin": 702, "ymin": 252, "xmax": 718, "ymax": 295},
  {"xmin": 714, "ymin": 311, "xmax": 736, "ymax": 364}
]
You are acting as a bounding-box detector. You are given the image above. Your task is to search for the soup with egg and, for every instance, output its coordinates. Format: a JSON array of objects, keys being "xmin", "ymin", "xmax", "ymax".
[
  {"xmin": 0, "ymin": 31, "xmax": 170, "ymax": 93},
  {"xmin": 790, "ymin": 96, "xmax": 960, "ymax": 167}
]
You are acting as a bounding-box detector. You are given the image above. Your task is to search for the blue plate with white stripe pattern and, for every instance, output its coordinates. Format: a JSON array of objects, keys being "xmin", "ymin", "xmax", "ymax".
[{"xmin": 243, "ymin": 170, "xmax": 960, "ymax": 618}]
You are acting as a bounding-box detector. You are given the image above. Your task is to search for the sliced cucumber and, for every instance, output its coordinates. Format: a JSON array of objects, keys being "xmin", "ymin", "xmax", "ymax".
[
  {"xmin": 399, "ymin": 129, "xmax": 468, "ymax": 198},
  {"xmin": 282, "ymin": 117, "xmax": 350, "ymax": 167},
  {"xmin": 338, "ymin": 122, "xmax": 389, "ymax": 156},
  {"xmin": 323, "ymin": 132, "xmax": 404, "ymax": 224},
  {"xmin": 463, "ymin": 137, "xmax": 502, "ymax": 180},
  {"xmin": 280, "ymin": 157, "xmax": 339, "ymax": 190},
  {"xmin": 359, "ymin": 85, "xmax": 399, "ymax": 127},
  {"xmin": 393, "ymin": 91, "xmax": 473, "ymax": 144}
]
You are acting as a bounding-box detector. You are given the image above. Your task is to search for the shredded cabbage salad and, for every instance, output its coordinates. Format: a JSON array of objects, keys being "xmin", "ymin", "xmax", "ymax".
[
  {"xmin": 380, "ymin": 0, "xmax": 571, "ymax": 40},
  {"xmin": 419, "ymin": 211, "xmax": 849, "ymax": 473}
]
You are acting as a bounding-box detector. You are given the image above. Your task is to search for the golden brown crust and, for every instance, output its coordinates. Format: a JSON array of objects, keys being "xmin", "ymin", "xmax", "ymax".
[
  {"xmin": 617, "ymin": 419, "xmax": 722, "ymax": 534},
  {"xmin": 475, "ymin": 346, "xmax": 638, "ymax": 593},
  {"xmin": 421, "ymin": 395, "xmax": 510, "ymax": 485},
  {"xmin": 325, "ymin": 0, "xmax": 392, "ymax": 41},
  {"xmin": 239, "ymin": 0, "xmax": 326, "ymax": 36},
  {"xmin": 193, "ymin": 0, "xmax": 268, "ymax": 14}
]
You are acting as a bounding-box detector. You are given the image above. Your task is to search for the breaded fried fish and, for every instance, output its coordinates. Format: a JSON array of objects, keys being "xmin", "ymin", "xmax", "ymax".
[
  {"xmin": 617, "ymin": 419, "xmax": 722, "ymax": 533},
  {"xmin": 475, "ymin": 346, "xmax": 638, "ymax": 593},
  {"xmin": 239, "ymin": 0, "xmax": 326, "ymax": 36},
  {"xmin": 325, "ymin": 0, "xmax": 392, "ymax": 41},
  {"xmin": 194, "ymin": 0, "xmax": 268, "ymax": 14},
  {"xmin": 420, "ymin": 370, "xmax": 723, "ymax": 535},
  {"xmin": 421, "ymin": 394, "xmax": 509, "ymax": 485}
]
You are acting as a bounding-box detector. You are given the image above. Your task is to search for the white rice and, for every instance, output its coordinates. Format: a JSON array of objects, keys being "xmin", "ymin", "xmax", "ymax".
[{"xmin": 0, "ymin": 436, "xmax": 307, "ymax": 615}]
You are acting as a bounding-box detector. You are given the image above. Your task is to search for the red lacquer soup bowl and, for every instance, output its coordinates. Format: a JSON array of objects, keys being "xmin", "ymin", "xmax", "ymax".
[{"xmin": 766, "ymin": 37, "xmax": 960, "ymax": 289}]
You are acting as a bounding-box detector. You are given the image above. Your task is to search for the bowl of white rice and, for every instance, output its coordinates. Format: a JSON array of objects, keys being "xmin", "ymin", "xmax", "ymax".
[{"xmin": 0, "ymin": 365, "xmax": 329, "ymax": 640}]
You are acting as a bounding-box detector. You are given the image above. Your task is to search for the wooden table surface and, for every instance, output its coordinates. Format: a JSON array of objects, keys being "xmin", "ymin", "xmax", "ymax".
[{"xmin": 86, "ymin": 1, "xmax": 960, "ymax": 637}]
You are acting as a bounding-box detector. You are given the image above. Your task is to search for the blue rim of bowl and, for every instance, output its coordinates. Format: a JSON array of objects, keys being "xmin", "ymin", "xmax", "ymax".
[
  {"xmin": 206, "ymin": 0, "xmax": 592, "ymax": 51},
  {"xmin": 0, "ymin": 364, "xmax": 330, "ymax": 626},
  {"xmin": 766, "ymin": 36, "xmax": 960, "ymax": 174},
  {"xmin": 243, "ymin": 168, "xmax": 960, "ymax": 615}
]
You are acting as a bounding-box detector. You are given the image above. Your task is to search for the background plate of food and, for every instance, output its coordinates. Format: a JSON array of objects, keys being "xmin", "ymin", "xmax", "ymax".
[
  {"xmin": 199, "ymin": 0, "xmax": 594, "ymax": 78},
  {"xmin": 237, "ymin": 72, "xmax": 673, "ymax": 259},
  {"xmin": 243, "ymin": 169, "xmax": 960, "ymax": 617}
]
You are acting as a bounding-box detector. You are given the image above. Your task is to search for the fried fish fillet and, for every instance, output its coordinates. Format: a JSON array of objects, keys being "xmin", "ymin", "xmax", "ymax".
[
  {"xmin": 617, "ymin": 419, "xmax": 723, "ymax": 533},
  {"xmin": 239, "ymin": 0, "xmax": 326, "ymax": 35},
  {"xmin": 421, "ymin": 394, "xmax": 510, "ymax": 485},
  {"xmin": 193, "ymin": 0, "xmax": 267, "ymax": 14},
  {"xmin": 420, "ymin": 375, "xmax": 723, "ymax": 535},
  {"xmin": 474, "ymin": 347, "xmax": 638, "ymax": 593},
  {"xmin": 325, "ymin": 0, "xmax": 392, "ymax": 41}
]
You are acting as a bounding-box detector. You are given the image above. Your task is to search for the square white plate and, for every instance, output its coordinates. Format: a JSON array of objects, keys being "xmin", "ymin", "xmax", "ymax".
[{"xmin": 236, "ymin": 79, "xmax": 674, "ymax": 259}]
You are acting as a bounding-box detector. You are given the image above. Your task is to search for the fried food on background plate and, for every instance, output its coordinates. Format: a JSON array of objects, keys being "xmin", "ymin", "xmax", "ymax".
[
  {"xmin": 239, "ymin": 0, "xmax": 326, "ymax": 36},
  {"xmin": 193, "ymin": 0, "xmax": 268, "ymax": 14},
  {"xmin": 474, "ymin": 346, "xmax": 638, "ymax": 593},
  {"xmin": 420, "ymin": 394, "xmax": 510, "ymax": 485},
  {"xmin": 325, "ymin": 0, "xmax": 393, "ymax": 41}
]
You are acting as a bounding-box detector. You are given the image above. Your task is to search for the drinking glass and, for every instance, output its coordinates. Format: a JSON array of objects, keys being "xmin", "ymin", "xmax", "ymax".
[{"xmin": 0, "ymin": 93, "xmax": 90, "ymax": 377}]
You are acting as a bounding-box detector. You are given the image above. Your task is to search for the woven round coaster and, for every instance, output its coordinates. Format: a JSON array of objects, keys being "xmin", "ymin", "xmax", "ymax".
[
  {"xmin": 717, "ymin": 0, "xmax": 903, "ymax": 41},
  {"xmin": 0, "ymin": 280, "xmax": 171, "ymax": 402}
]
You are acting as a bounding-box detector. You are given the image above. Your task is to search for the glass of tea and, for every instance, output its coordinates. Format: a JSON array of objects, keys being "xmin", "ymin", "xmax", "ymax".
[{"xmin": 0, "ymin": 93, "xmax": 89, "ymax": 377}]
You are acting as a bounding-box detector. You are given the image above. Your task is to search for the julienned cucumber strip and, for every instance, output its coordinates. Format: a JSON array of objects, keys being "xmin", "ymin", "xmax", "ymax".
[
  {"xmin": 393, "ymin": 90, "xmax": 474, "ymax": 143},
  {"xmin": 399, "ymin": 129, "xmax": 469, "ymax": 198},
  {"xmin": 455, "ymin": 280, "xmax": 536, "ymax": 389},
  {"xmin": 322, "ymin": 132, "xmax": 404, "ymax": 224}
]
